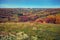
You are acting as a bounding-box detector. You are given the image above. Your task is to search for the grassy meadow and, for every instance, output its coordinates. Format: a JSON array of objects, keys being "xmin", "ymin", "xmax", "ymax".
[{"xmin": 0, "ymin": 22, "xmax": 60, "ymax": 40}]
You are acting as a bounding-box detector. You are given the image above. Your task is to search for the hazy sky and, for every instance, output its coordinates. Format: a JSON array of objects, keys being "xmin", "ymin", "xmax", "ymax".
[{"xmin": 0, "ymin": 0, "xmax": 60, "ymax": 8}]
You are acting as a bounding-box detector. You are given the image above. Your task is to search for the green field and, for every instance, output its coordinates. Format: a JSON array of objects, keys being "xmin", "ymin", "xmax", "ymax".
[{"xmin": 0, "ymin": 22, "xmax": 60, "ymax": 40}]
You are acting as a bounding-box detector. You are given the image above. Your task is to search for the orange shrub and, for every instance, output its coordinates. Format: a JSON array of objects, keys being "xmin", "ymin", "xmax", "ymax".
[
  {"xmin": 45, "ymin": 15, "xmax": 56, "ymax": 24},
  {"xmin": 56, "ymin": 15, "xmax": 60, "ymax": 24},
  {"xmin": 35, "ymin": 18, "xmax": 44, "ymax": 23}
]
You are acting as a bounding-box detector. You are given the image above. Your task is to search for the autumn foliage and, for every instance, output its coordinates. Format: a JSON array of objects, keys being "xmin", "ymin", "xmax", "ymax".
[
  {"xmin": 45, "ymin": 15, "xmax": 56, "ymax": 24},
  {"xmin": 35, "ymin": 15, "xmax": 56, "ymax": 24},
  {"xmin": 55, "ymin": 15, "xmax": 60, "ymax": 24}
]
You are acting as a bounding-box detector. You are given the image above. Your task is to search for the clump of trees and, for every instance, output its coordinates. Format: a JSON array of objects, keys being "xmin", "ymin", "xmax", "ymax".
[
  {"xmin": 45, "ymin": 15, "xmax": 56, "ymax": 24},
  {"xmin": 35, "ymin": 15, "xmax": 56, "ymax": 24}
]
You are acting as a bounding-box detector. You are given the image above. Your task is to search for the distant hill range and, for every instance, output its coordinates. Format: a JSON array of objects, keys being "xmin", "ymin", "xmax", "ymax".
[
  {"xmin": 0, "ymin": 8, "xmax": 60, "ymax": 22},
  {"xmin": 0, "ymin": 8, "xmax": 60, "ymax": 14}
]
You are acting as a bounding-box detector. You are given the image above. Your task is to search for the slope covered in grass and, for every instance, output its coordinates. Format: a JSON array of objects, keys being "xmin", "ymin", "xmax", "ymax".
[{"xmin": 0, "ymin": 22, "xmax": 60, "ymax": 40}]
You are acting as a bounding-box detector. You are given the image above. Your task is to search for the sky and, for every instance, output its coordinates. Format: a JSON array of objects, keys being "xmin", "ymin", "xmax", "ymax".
[{"xmin": 0, "ymin": 0, "xmax": 60, "ymax": 8}]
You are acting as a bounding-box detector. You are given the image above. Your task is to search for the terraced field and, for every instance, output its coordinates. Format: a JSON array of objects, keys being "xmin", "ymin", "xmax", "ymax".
[{"xmin": 0, "ymin": 22, "xmax": 60, "ymax": 40}]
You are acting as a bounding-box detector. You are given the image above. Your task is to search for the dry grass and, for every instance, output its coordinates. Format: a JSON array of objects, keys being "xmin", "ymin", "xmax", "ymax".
[{"xmin": 0, "ymin": 22, "xmax": 60, "ymax": 40}]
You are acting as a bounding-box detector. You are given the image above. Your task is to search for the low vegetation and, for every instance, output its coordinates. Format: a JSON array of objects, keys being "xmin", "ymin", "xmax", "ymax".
[{"xmin": 0, "ymin": 22, "xmax": 60, "ymax": 40}]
